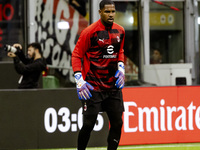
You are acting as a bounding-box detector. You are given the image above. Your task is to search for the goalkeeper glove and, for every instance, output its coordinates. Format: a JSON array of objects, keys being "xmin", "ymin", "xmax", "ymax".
[
  {"xmin": 115, "ymin": 62, "xmax": 125, "ymax": 89},
  {"xmin": 74, "ymin": 72, "xmax": 94, "ymax": 100}
]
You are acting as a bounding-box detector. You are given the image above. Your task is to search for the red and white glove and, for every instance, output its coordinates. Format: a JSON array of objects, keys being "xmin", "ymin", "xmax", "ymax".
[
  {"xmin": 74, "ymin": 72, "xmax": 94, "ymax": 100},
  {"xmin": 115, "ymin": 62, "xmax": 125, "ymax": 89}
]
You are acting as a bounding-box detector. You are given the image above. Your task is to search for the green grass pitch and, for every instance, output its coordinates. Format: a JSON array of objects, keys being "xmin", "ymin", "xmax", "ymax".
[{"xmin": 22, "ymin": 143, "xmax": 200, "ymax": 150}]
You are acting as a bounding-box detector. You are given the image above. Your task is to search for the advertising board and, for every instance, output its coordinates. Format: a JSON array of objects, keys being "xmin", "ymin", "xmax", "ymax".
[
  {"xmin": 0, "ymin": 86, "xmax": 200, "ymax": 149},
  {"xmin": 120, "ymin": 86, "xmax": 200, "ymax": 145}
]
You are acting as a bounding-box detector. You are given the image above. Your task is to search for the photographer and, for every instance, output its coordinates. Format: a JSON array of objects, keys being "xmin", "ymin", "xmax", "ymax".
[{"xmin": 7, "ymin": 43, "xmax": 46, "ymax": 89}]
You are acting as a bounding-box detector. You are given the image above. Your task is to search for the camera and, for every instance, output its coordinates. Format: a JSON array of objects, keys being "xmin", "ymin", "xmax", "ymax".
[{"xmin": 4, "ymin": 45, "xmax": 17, "ymax": 53}]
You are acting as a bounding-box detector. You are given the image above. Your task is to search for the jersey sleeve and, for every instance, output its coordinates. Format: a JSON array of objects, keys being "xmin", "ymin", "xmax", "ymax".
[
  {"xmin": 118, "ymin": 28, "xmax": 125, "ymax": 63},
  {"xmin": 72, "ymin": 29, "xmax": 90, "ymax": 73}
]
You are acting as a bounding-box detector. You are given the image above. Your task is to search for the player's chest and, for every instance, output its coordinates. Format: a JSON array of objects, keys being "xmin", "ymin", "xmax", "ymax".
[{"xmin": 91, "ymin": 29, "xmax": 122, "ymax": 48}]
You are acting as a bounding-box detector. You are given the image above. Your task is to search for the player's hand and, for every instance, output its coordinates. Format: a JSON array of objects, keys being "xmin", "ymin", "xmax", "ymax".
[
  {"xmin": 115, "ymin": 62, "xmax": 125, "ymax": 89},
  {"xmin": 74, "ymin": 72, "xmax": 94, "ymax": 100}
]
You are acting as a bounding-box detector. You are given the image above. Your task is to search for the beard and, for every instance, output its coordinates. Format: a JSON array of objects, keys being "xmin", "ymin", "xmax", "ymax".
[{"xmin": 28, "ymin": 51, "xmax": 35, "ymax": 60}]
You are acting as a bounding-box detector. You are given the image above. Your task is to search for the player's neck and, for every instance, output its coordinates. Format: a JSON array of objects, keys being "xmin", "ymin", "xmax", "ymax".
[{"xmin": 100, "ymin": 19, "xmax": 113, "ymax": 28}]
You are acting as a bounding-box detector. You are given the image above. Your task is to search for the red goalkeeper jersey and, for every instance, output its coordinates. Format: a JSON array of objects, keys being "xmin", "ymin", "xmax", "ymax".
[{"xmin": 72, "ymin": 19, "xmax": 125, "ymax": 91}]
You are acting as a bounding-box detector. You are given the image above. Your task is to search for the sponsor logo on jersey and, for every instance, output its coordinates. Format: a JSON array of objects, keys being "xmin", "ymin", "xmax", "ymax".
[
  {"xmin": 103, "ymin": 45, "xmax": 117, "ymax": 59},
  {"xmin": 107, "ymin": 45, "xmax": 114, "ymax": 54},
  {"xmin": 103, "ymin": 55, "xmax": 117, "ymax": 58}
]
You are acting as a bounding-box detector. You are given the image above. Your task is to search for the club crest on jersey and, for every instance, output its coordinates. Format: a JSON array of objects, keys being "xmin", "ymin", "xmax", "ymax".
[
  {"xmin": 117, "ymin": 36, "xmax": 120, "ymax": 42},
  {"xmin": 107, "ymin": 45, "xmax": 114, "ymax": 54}
]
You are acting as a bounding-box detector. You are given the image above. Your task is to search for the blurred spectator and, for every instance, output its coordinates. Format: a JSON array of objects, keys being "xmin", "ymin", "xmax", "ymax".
[
  {"xmin": 7, "ymin": 43, "xmax": 46, "ymax": 89},
  {"xmin": 150, "ymin": 49, "xmax": 162, "ymax": 64}
]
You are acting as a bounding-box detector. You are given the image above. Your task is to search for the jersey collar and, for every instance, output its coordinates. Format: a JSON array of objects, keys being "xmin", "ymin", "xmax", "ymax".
[{"xmin": 98, "ymin": 19, "xmax": 113, "ymax": 30}]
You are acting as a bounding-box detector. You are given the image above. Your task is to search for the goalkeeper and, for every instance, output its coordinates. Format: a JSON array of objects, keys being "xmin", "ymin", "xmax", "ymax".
[{"xmin": 72, "ymin": 0, "xmax": 125, "ymax": 149}]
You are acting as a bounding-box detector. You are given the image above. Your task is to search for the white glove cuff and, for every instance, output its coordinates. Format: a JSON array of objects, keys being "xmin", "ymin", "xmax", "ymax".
[
  {"xmin": 118, "ymin": 62, "xmax": 125, "ymax": 74},
  {"xmin": 74, "ymin": 72, "xmax": 86, "ymax": 88}
]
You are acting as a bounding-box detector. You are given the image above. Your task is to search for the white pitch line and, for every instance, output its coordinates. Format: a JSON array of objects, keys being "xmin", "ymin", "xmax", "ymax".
[
  {"xmin": 118, "ymin": 144, "xmax": 200, "ymax": 149},
  {"xmin": 58, "ymin": 144, "xmax": 200, "ymax": 150}
]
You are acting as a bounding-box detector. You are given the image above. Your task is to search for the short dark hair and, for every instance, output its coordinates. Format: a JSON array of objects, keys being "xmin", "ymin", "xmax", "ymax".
[
  {"xmin": 99, "ymin": 0, "xmax": 115, "ymax": 10},
  {"xmin": 28, "ymin": 42, "xmax": 42, "ymax": 55}
]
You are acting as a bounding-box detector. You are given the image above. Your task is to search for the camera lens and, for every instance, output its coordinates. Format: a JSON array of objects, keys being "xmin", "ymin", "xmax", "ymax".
[
  {"xmin": 3, "ymin": 45, "xmax": 8, "ymax": 51},
  {"xmin": 3, "ymin": 45, "xmax": 17, "ymax": 53}
]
